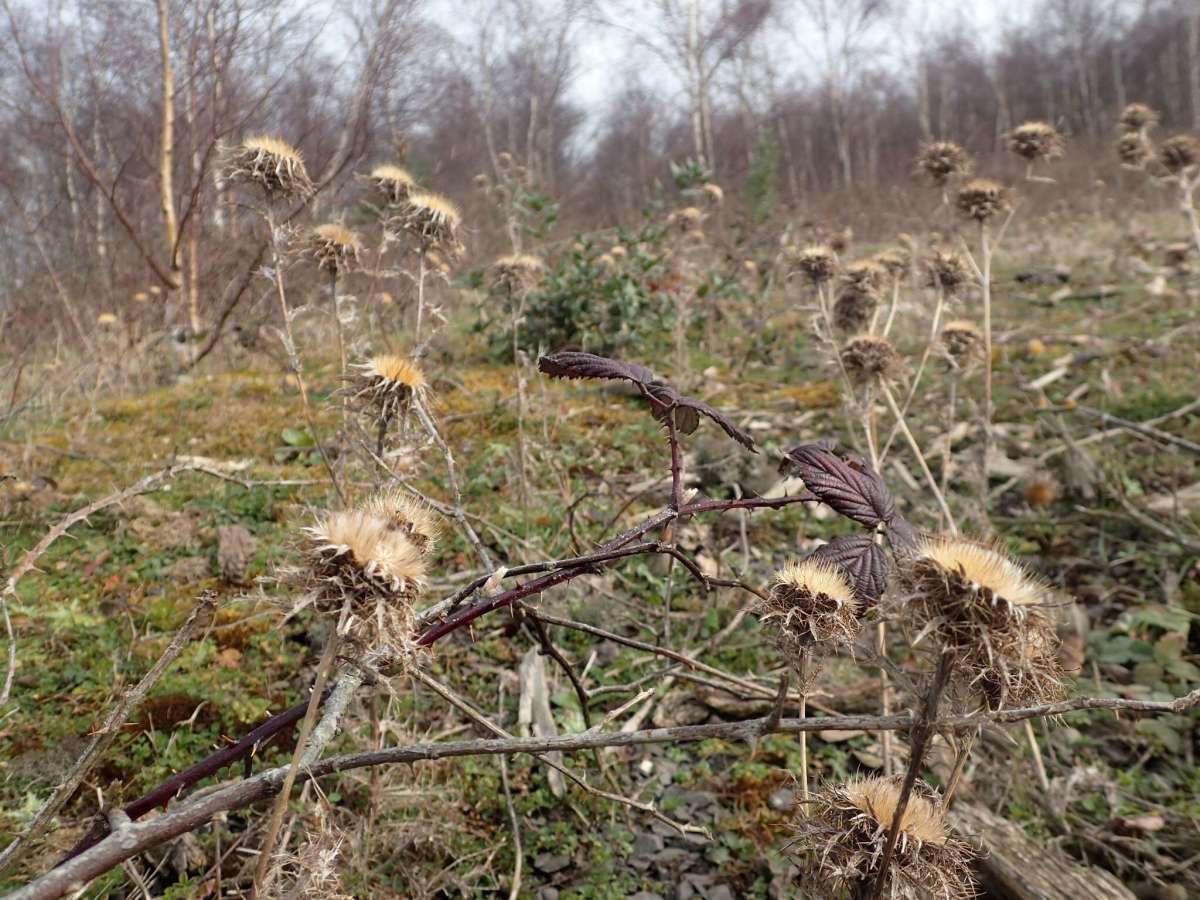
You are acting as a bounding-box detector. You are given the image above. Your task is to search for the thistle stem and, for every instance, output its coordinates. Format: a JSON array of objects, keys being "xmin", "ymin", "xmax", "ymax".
[
  {"xmin": 414, "ymin": 247, "xmax": 428, "ymax": 350},
  {"xmin": 881, "ymin": 380, "xmax": 957, "ymax": 532}
]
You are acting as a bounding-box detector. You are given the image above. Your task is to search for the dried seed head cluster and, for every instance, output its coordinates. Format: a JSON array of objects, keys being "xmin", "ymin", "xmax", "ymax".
[
  {"xmin": 369, "ymin": 163, "xmax": 416, "ymax": 205},
  {"xmin": 924, "ymin": 251, "xmax": 972, "ymax": 294},
  {"xmin": 226, "ymin": 136, "xmax": 312, "ymax": 199},
  {"xmin": 956, "ymin": 178, "xmax": 1008, "ymax": 222},
  {"xmin": 701, "ymin": 182, "xmax": 724, "ymax": 206},
  {"xmin": 1119, "ymin": 103, "xmax": 1158, "ymax": 133},
  {"xmin": 1158, "ymin": 135, "xmax": 1200, "ymax": 175},
  {"xmin": 794, "ymin": 244, "xmax": 839, "ymax": 284},
  {"xmin": 788, "ymin": 776, "xmax": 975, "ymax": 900},
  {"xmin": 345, "ymin": 355, "xmax": 427, "ymax": 425},
  {"xmin": 668, "ymin": 206, "xmax": 703, "ymax": 232},
  {"xmin": 1117, "ymin": 132, "xmax": 1151, "ymax": 168},
  {"xmin": 843, "ymin": 260, "xmax": 886, "ymax": 296},
  {"xmin": 1006, "ymin": 121, "xmax": 1065, "ymax": 162},
  {"xmin": 491, "ymin": 253, "xmax": 545, "ymax": 293},
  {"xmin": 301, "ymin": 495, "xmax": 440, "ymax": 655},
  {"xmin": 841, "ymin": 336, "xmax": 899, "ymax": 381},
  {"xmin": 833, "ymin": 289, "xmax": 878, "ymax": 334},
  {"xmin": 941, "ymin": 320, "xmax": 982, "ymax": 362},
  {"xmin": 900, "ymin": 535, "xmax": 1066, "ymax": 709},
  {"xmin": 760, "ymin": 559, "xmax": 861, "ymax": 670},
  {"xmin": 308, "ymin": 223, "xmax": 362, "ymax": 275},
  {"xmin": 391, "ymin": 191, "xmax": 462, "ymax": 253},
  {"xmin": 916, "ymin": 141, "xmax": 971, "ymax": 186},
  {"xmin": 873, "ymin": 248, "xmax": 909, "ymax": 279}
]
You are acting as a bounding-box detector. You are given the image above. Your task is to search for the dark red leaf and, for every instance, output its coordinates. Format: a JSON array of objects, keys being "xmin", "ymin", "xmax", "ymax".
[
  {"xmin": 808, "ymin": 534, "xmax": 889, "ymax": 608},
  {"xmin": 781, "ymin": 444, "xmax": 895, "ymax": 528},
  {"xmin": 537, "ymin": 351, "xmax": 655, "ymax": 386},
  {"xmin": 540, "ymin": 352, "xmax": 756, "ymax": 452}
]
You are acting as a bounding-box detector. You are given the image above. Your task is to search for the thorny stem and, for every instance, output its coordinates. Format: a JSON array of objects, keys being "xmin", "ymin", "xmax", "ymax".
[
  {"xmin": 877, "ymin": 621, "xmax": 892, "ymax": 778},
  {"xmin": 1179, "ymin": 174, "xmax": 1200, "ymax": 260},
  {"xmin": 880, "ymin": 380, "xmax": 958, "ymax": 532},
  {"xmin": 265, "ymin": 208, "xmax": 345, "ymax": 505},
  {"xmin": 28, "ymin": 688, "xmax": 1200, "ymax": 900},
  {"xmin": 881, "ymin": 275, "xmax": 901, "ymax": 337},
  {"xmin": 979, "ymin": 220, "xmax": 995, "ymax": 522},
  {"xmin": 868, "ymin": 652, "xmax": 954, "ymax": 900}
]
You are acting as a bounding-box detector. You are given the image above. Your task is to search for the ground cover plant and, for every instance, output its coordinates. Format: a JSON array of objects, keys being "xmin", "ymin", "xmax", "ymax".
[{"xmin": 2, "ymin": 3, "xmax": 1200, "ymax": 898}]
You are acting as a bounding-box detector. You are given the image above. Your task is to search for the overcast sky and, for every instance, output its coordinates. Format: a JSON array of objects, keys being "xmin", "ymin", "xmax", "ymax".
[{"xmin": 427, "ymin": 0, "xmax": 1036, "ymax": 118}]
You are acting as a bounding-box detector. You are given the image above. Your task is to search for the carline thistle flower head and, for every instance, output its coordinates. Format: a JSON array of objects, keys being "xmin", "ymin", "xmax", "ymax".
[
  {"xmin": 916, "ymin": 141, "xmax": 971, "ymax": 186},
  {"xmin": 308, "ymin": 223, "xmax": 362, "ymax": 275},
  {"xmin": 345, "ymin": 355, "xmax": 427, "ymax": 426},
  {"xmin": 1006, "ymin": 121, "xmax": 1065, "ymax": 163},
  {"xmin": 956, "ymin": 179, "xmax": 1008, "ymax": 222},
  {"xmin": 833, "ymin": 288, "xmax": 878, "ymax": 334},
  {"xmin": 1119, "ymin": 103, "xmax": 1158, "ymax": 133},
  {"xmin": 391, "ymin": 191, "xmax": 463, "ymax": 253},
  {"xmin": 760, "ymin": 559, "xmax": 861, "ymax": 674},
  {"xmin": 924, "ymin": 250, "xmax": 972, "ymax": 294},
  {"xmin": 490, "ymin": 253, "xmax": 545, "ymax": 293},
  {"xmin": 840, "ymin": 335, "xmax": 899, "ymax": 382},
  {"xmin": 900, "ymin": 535, "xmax": 1067, "ymax": 709},
  {"xmin": 227, "ymin": 135, "xmax": 312, "ymax": 200},
  {"xmin": 788, "ymin": 776, "xmax": 975, "ymax": 900},
  {"xmin": 793, "ymin": 244, "xmax": 838, "ymax": 285},
  {"xmin": 369, "ymin": 163, "xmax": 416, "ymax": 206}
]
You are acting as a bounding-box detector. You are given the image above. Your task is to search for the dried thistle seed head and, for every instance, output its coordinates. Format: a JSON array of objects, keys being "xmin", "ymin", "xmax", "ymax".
[
  {"xmin": 840, "ymin": 335, "xmax": 899, "ymax": 381},
  {"xmin": 345, "ymin": 355, "xmax": 426, "ymax": 423},
  {"xmin": 701, "ymin": 182, "xmax": 724, "ymax": 206},
  {"xmin": 760, "ymin": 559, "xmax": 861, "ymax": 663},
  {"xmin": 830, "ymin": 227, "xmax": 853, "ymax": 253},
  {"xmin": 490, "ymin": 253, "xmax": 545, "ymax": 292},
  {"xmin": 391, "ymin": 191, "xmax": 462, "ymax": 252},
  {"xmin": 833, "ymin": 288, "xmax": 878, "ymax": 334},
  {"xmin": 227, "ymin": 135, "xmax": 312, "ymax": 199},
  {"xmin": 941, "ymin": 319, "xmax": 982, "ymax": 361},
  {"xmin": 360, "ymin": 488, "xmax": 440, "ymax": 554},
  {"xmin": 900, "ymin": 535, "xmax": 1066, "ymax": 709},
  {"xmin": 794, "ymin": 244, "xmax": 838, "ymax": 284},
  {"xmin": 874, "ymin": 248, "xmax": 909, "ymax": 278},
  {"xmin": 842, "ymin": 260, "xmax": 886, "ymax": 295},
  {"xmin": 369, "ymin": 163, "xmax": 416, "ymax": 205},
  {"xmin": 302, "ymin": 509, "xmax": 427, "ymax": 656},
  {"xmin": 609, "ymin": 244, "xmax": 627, "ymax": 259},
  {"xmin": 1159, "ymin": 135, "xmax": 1200, "ymax": 175},
  {"xmin": 1119, "ymin": 102, "xmax": 1158, "ymax": 133},
  {"xmin": 916, "ymin": 140, "xmax": 972, "ymax": 186},
  {"xmin": 1006, "ymin": 121, "xmax": 1065, "ymax": 162},
  {"xmin": 956, "ymin": 178, "xmax": 1008, "ymax": 221},
  {"xmin": 789, "ymin": 776, "xmax": 975, "ymax": 900},
  {"xmin": 308, "ymin": 223, "xmax": 362, "ymax": 274},
  {"xmin": 668, "ymin": 206, "xmax": 703, "ymax": 232},
  {"xmin": 306, "ymin": 510, "xmax": 426, "ymax": 600},
  {"xmin": 1117, "ymin": 132, "xmax": 1151, "ymax": 168}
]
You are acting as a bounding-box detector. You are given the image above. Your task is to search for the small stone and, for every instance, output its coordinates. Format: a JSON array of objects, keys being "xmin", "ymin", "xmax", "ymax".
[
  {"xmin": 532, "ymin": 853, "xmax": 571, "ymax": 875},
  {"xmin": 217, "ymin": 524, "xmax": 256, "ymax": 584},
  {"xmin": 633, "ymin": 832, "xmax": 664, "ymax": 855},
  {"xmin": 705, "ymin": 886, "xmax": 734, "ymax": 900},
  {"xmin": 637, "ymin": 757, "xmax": 656, "ymax": 777},
  {"xmin": 536, "ymin": 889, "xmax": 559, "ymax": 900}
]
